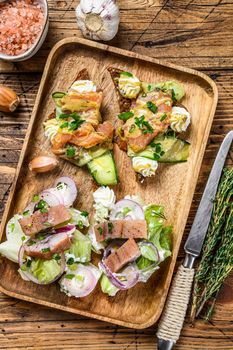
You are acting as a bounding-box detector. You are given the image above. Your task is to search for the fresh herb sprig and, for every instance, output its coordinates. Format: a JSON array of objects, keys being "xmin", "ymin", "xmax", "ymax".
[
  {"xmin": 191, "ymin": 167, "xmax": 233, "ymax": 321},
  {"xmin": 150, "ymin": 141, "xmax": 165, "ymax": 160},
  {"xmin": 135, "ymin": 115, "xmax": 154, "ymax": 134},
  {"xmin": 118, "ymin": 111, "xmax": 134, "ymax": 121},
  {"xmin": 146, "ymin": 101, "xmax": 158, "ymax": 114},
  {"xmin": 58, "ymin": 112, "xmax": 84, "ymax": 132}
]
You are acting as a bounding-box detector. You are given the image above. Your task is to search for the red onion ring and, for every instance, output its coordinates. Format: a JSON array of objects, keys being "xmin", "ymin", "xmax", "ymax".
[
  {"xmin": 54, "ymin": 177, "xmax": 77, "ymax": 205},
  {"xmin": 55, "ymin": 224, "xmax": 76, "ymax": 237},
  {"xmin": 60, "ymin": 265, "xmax": 98, "ymax": 298},
  {"xmin": 18, "ymin": 245, "xmax": 66, "ymax": 285},
  {"xmin": 99, "ymin": 261, "xmax": 139, "ymax": 290},
  {"xmin": 110, "ymin": 199, "xmax": 144, "ymax": 220},
  {"xmin": 103, "ymin": 240, "xmax": 125, "ymax": 260},
  {"xmin": 41, "ymin": 189, "xmax": 64, "ymax": 207}
]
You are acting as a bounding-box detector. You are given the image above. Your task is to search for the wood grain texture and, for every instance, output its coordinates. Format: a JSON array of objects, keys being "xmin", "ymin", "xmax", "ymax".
[
  {"xmin": 1, "ymin": 0, "xmax": 233, "ymax": 72},
  {"xmin": 0, "ymin": 38, "xmax": 218, "ymax": 329},
  {"xmin": 0, "ymin": 1, "xmax": 233, "ymax": 349}
]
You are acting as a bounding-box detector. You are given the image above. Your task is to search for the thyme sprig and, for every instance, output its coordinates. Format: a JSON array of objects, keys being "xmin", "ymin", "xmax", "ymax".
[{"xmin": 191, "ymin": 167, "xmax": 233, "ymax": 321}]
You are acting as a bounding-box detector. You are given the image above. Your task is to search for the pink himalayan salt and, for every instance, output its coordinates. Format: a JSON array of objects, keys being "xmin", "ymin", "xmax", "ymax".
[{"xmin": 0, "ymin": 0, "xmax": 44, "ymax": 56}]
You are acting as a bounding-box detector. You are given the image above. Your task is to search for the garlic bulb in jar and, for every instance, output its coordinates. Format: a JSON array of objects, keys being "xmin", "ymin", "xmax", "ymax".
[{"xmin": 76, "ymin": 0, "xmax": 120, "ymax": 41}]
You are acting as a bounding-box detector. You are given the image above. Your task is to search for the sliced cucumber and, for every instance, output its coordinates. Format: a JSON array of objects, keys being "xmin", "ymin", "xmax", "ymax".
[
  {"xmin": 88, "ymin": 146, "xmax": 110, "ymax": 160},
  {"xmin": 141, "ymin": 81, "xmax": 185, "ymax": 102},
  {"xmin": 87, "ymin": 151, "xmax": 118, "ymax": 185},
  {"xmin": 159, "ymin": 138, "xmax": 190, "ymax": 163},
  {"xmin": 75, "ymin": 147, "xmax": 110, "ymax": 167},
  {"xmin": 128, "ymin": 135, "xmax": 190, "ymax": 163},
  {"xmin": 52, "ymin": 92, "xmax": 66, "ymax": 100},
  {"xmin": 75, "ymin": 153, "xmax": 92, "ymax": 167}
]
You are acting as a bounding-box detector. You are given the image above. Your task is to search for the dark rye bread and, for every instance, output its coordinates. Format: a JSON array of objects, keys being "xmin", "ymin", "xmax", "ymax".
[
  {"xmin": 108, "ymin": 67, "xmax": 137, "ymax": 151},
  {"xmin": 75, "ymin": 68, "xmax": 90, "ymax": 81},
  {"xmin": 107, "ymin": 67, "xmax": 133, "ymax": 113}
]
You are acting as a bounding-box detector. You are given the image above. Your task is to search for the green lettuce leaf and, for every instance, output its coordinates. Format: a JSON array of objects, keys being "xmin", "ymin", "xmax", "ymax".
[
  {"xmin": 139, "ymin": 243, "xmax": 158, "ymax": 261},
  {"xmin": 30, "ymin": 258, "xmax": 61, "ymax": 283},
  {"xmin": 100, "ymin": 274, "xmax": 119, "ymax": 296},
  {"xmin": 0, "ymin": 215, "xmax": 26, "ymax": 263},
  {"xmin": 145, "ymin": 205, "xmax": 173, "ymax": 260},
  {"xmin": 68, "ymin": 230, "xmax": 92, "ymax": 263}
]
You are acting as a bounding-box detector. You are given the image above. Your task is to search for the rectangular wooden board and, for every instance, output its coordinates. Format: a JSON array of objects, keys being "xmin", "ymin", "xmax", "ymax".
[{"xmin": 0, "ymin": 38, "xmax": 218, "ymax": 329}]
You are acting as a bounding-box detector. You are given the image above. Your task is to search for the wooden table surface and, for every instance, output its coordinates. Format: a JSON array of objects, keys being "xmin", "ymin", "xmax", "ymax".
[{"xmin": 0, "ymin": 1, "xmax": 233, "ymax": 349}]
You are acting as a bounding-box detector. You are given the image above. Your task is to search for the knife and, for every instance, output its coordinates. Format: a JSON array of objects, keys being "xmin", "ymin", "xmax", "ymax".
[{"xmin": 156, "ymin": 130, "xmax": 233, "ymax": 350}]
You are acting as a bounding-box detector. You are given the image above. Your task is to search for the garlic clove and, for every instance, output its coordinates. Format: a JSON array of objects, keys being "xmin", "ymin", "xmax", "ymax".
[
  {"xmin": 29, "ymin": 156, "xmax": 58, "ymax": 173},
  {"xmin": 0, "ymin": 85, "xmax": 20, "ymax": 113},
  {"xmin": 76, "ymin": 0, "xmax": 120, "ymax": 42}
]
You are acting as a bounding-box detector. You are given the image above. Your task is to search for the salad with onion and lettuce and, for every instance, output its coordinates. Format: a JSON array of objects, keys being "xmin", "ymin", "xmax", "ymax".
[{"xmin": 0, "ymin": 179, "xmax": 172, "ymax": 298}]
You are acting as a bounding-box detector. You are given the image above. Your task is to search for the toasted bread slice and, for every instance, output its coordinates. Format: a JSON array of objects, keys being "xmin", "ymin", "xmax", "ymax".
[
  {"xmin": 107, "ymin": 67, "xmax": 133, "ymax": 113},
  {"xmin": 75, "ymin": 68, "xmax": 90, "ymax": 81}
]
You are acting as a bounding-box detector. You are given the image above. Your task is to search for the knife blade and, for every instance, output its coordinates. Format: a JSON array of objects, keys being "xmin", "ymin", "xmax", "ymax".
[
  {"xmin": 184, "ymin": 130, "xmax": 233, "ymax": 258},
  {"xmin": 157, "ymin": 131, "xmax": 233, "ymax": 350}
]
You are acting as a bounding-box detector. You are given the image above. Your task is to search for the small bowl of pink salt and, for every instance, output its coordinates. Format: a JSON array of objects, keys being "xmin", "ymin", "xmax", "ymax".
[{"xmin": 0, "ymin": 0, "xmax": 48, "ymax": 62}]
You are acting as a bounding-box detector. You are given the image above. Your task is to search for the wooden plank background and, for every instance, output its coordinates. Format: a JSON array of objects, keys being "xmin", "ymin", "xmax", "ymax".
[{"xmin": 0, "ymin": 0, "xmax": 233, "ymax": 349}]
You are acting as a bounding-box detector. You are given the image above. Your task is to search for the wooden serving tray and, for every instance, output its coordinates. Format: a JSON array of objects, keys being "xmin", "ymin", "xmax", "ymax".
[{"xmin": 0, "ymin": 38, "xmax": 218, "ymax": 329}]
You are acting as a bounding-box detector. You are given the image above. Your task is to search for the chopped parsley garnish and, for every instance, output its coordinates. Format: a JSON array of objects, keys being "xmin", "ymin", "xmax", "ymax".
[
  {"xmin": 56, "ymin": 183, "xmax": 64, "ymax": 190},
  {"xmin": 135, "ymin": 115, "xmax": 154, "ymax": 134},
  {"xmin": 122, "ymin": 207, "xmax": 131, "ymax": 216},
  {"xmin": 35, "ymin": 199, "xmax": 48, "ymax": 214},
  {"xmin": 129, "ymin": 124, "xmax": 136, "ymax": 133},
  {"xmin": 21, "ymin": 236, "xmax": 26, "ymax": 242},
  {"xmin": 160, "ymin": 113, "xmax": 167, "ymax": 122},
  {"xmin": 27, "ymin": 240, "xmax": 36, "ymax": 246},
  {"xmin": 77, "ymin": 220, "xmax": 84, "ymax": 229},
  {"xmin": 21, "ymin": 265, "xmax": 27, "ymax": 271},
  {"xmin": 118, "ymin": 111, "xmax": 134, "ymax": 121},
  {"xmin": 41, "ymin": 248, "xmax": 51, "ymax": 253},
  {"xmin": 76, "ymin": 275, "xmax": 84, "ymax": 282},
  {"xmin": 66, "ymin": 145, "xmax": 76, "ymax": 158},
  {"xmin": 68, "ymin": 118, "xmax": 84, "ymax": 132},
  {"xmin": 26, "ymin": 258, "xmax": 32, "ymax": 268},
  {"xmin": 9, "ymin": 223, "xmax": 15, "ymax": 232},
  {"xmin": 53, "ymin": 254, "xmax": 61, "ymax": 261},
  {"xmin": 32, "ymin": 194, "xmax": 39, "ymax": 202},
  {"xmin": 153, "ymin": 153, "xmax": 161, "ymax": 161},
  {"xmin": 146, "ymin": 101, "xmax": 158, "ymax": 114},
  {"xmin": 147, "ymin": 84, "xmax": 152, "ymax": 91},
  {"xmin": 154, "ymin": 143, "xmax": 162, "ymax": 153},
  {"xmin": 171, "ymin": 89, "xmax": 177, "ymax": 102},
  {"xmin": 67, "ymin": 257, "xmax": 75, "ymax": 265},
  {"xmin": 97, "ymin": 226, "xmax": 103, "ymax": 236},
  {"xmin": 23, "ymin": 210, "xmax": 30, "ymax": 216},
  {"xmin": 141, "ymin": 93, "xmax": 147, "ymax": 97},
  {"xmin": 81, "ymin": 211, "xmax": 88, "ymax": 217},
  {"xmin": 60, "ymin": 121, "xmax": 69, "ymax": 129},
  {"xmin": 65, "ymin": 274, "xmax": 75, "ymax": 280},
  {"xmin": 37, "ymin": 234, "xmax": 46, "ymax": 241},
  {"xmin": 108, "ymin": 222, "xmax": 113, "ymax": 233},
  {"xmin": 165, "ymin": 128, "xmax": 176, "ymax": 138},
  {"xmin": 58, "ymin": 112, "xmax": 84, "ymax": 131},
  {"xmin": 43, "ymin": 221, "xmax": 51, "ymax": 227},
  {"xmin": 120, "ymin": 71, "xmax": 133, "ymax": 77},
  {"xmin": 150, "ymin": 142, "xmax": 165, "ymax": 160}
]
